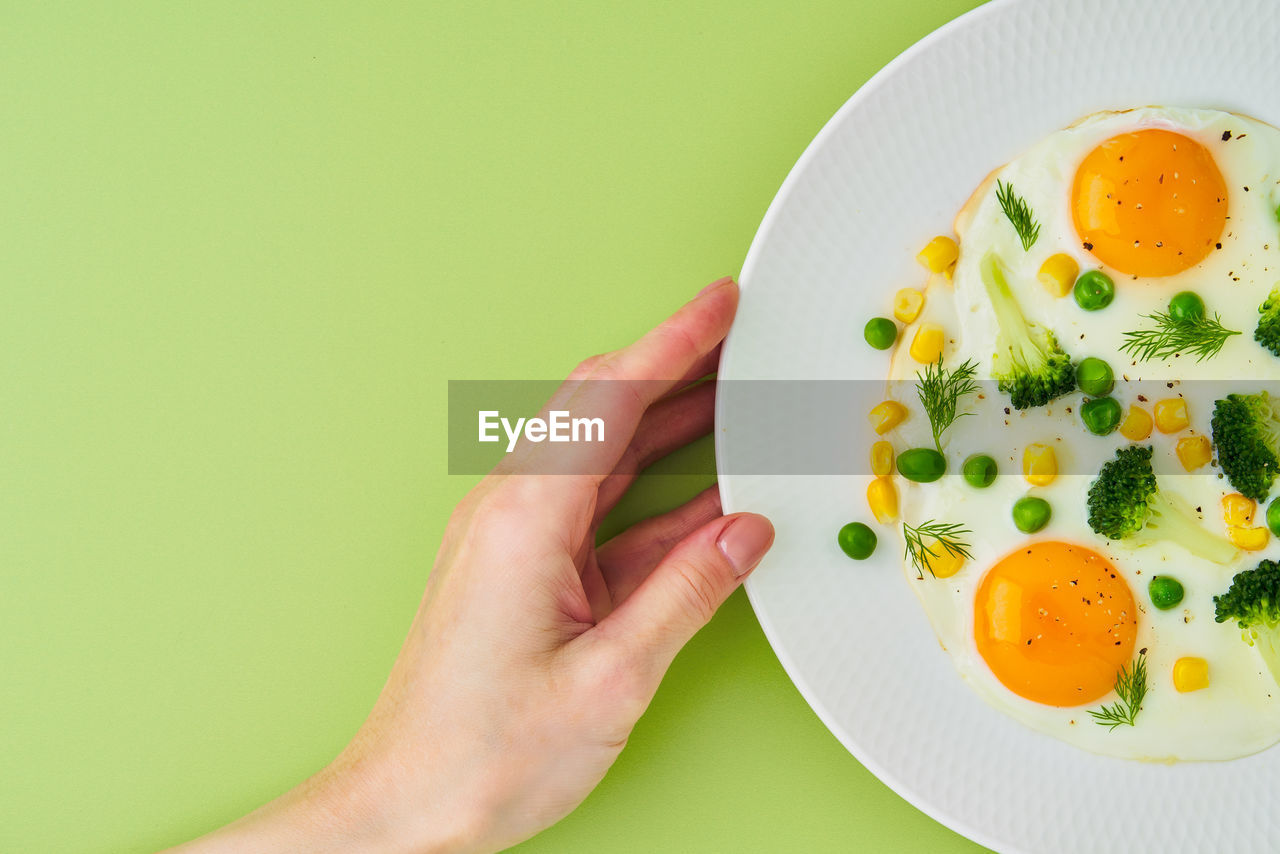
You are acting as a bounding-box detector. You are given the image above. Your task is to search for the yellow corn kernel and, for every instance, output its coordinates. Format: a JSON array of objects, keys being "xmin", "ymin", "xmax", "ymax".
[
  {"xmin": 917, "ymin": 235, "xmax": 959, "ymax": 273},
  {"xmin": 867, "ymin": 476, "xmax": 899, "ymax": 524},
  {"xmin": 1037, "ymin": 253, "xmax": 1080, "ymax": 298},
  {"xmin": 1173, "ymin": 657, "xmax": 1210, "ymax": 693},
  {"xmin": 869, "ymin": 400, "xmax": 908, "ymax": 435},
  {"xmin": 1228, "ymin": 525, "xmax": 1269, "ymax": 551},
  {"xmin": 1119, "ymin": 404, "xmax": 1153, "ymax": 441},
  {"xmin": 1023, "ymin": 443, "xmax": 1057, "ymax": 487},
  {"xmin": 1175, "ymin": 434, "xmax": 1212, "ymax": 472},
  {"xmin": 893, "ymin": 288, "xmax": 925, "ymax": 323},
  {"xmin": 928, "ymin": 542, "xmax": 965, "ymax": 579},
  {"xmin": 1223, "ymin": 493, "xmax": 1256, "ymax": 527},
  {"xmin": 1155, "ymin": 397, "xmax": 1190, "ymax": 433},
  {"xmin": 909, "ymin": 323, "xmax": 945, "ymax": 364},
  {"xmin": 870, "ymin": 440, "xmax": 895, "ymax": 477}
]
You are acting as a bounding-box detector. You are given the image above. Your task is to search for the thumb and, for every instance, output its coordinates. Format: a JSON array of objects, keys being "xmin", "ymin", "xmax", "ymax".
[{"xmin": 597, "ymin": 512, "xmax": 774, "ymax": 676}]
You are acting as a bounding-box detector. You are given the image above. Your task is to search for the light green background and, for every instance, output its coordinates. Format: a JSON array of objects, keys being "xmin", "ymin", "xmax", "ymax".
[{"xmin": 2, "ymin": 2, "xmax": 993, "ymax": 851}]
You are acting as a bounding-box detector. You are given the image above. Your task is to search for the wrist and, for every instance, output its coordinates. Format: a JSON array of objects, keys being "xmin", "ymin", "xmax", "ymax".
[
  {"xmin": 291, "ymin": 747, "xmax": 488, "ymax": 854},
  {"xmin": 320, "ymin": 733, "xmax": 505, "ymax": 854},
  {"xmin": 171, "ymin": 745, "xmax": 488, "ymax": 854}
]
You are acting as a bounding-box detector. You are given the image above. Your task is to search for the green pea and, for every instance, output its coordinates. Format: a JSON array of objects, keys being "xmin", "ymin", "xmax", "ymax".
[
  {"xmin": 1076, "ymin": 357, "xmax": 1114, "ymax": 396},
  {"xmin": 1267, "ymin": 497, "xmax": 1280, "ymax": 537},
  {"xmin": 896, "ymin": 447, "xmax": 947, "ymax": 483},
  {"xmin": 864, "ymin": 317, "xmax": 898, "ymax": 350},
  {"xmin": 1073, "ymin": 270, "xmax": 1115, "ymax": 311},
  {"xmin": 1012, "ymin": 496, "xmax": 1052, "ymax": 533},
  {"xmin": 1148, "ymin": 575, "xmax": 1185, "ymax": 610},
  {"xmin": 1168, "ymin": 291, "xmax": 1205, "ymax": 323},
  {"xmin": 1080, "ymin": 396, "xmax": 1122, "ymax": 436},
  {"xmin": 837, "ymin": 522, "xmax": 877, "ymax": 560},
  {"xmin": 962, "ymin": 454, "xmax": 998, "ymax": 488}
]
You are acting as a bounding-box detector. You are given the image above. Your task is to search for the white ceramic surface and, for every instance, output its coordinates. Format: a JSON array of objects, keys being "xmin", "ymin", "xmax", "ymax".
[{"xmin": 716, "ymin": 0, "xmax": 1280, "ymax": 851}]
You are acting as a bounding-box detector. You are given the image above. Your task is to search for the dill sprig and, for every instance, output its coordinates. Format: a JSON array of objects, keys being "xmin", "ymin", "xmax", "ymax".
[
  {"xmin": 1119, "ymin": 311, "xmax": 1240, "ymax": 362},
  {"xmin": 916, "ymin": 356, "xmax": 980, "ymax": 453},
  {"xmin": 995, "ymin": 180, "xmax": 1040, "ymax": 251},
  {"xmin": 1088, "ymin": 653, "xmax": 1148, "ymax": 730},
  {"xmin": 902, "ymin": 519, "xmax": 973, "ymax": 580}
]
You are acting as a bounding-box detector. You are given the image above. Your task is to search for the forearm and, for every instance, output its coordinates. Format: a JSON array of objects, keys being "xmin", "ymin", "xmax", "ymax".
[{"xmin": 166, "ymin": 752, "xmax": 478, "ymax": 854}]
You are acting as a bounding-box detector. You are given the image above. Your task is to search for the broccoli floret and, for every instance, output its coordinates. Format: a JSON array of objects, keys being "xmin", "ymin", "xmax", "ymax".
[
  {"xmin": 1210, "ymin": 392, "xmax": 1280, "ymax": 501},
  {"xmin": 978, "ymin": 251, "xmax": 1075, "ymax": 410},
  {"xmin": 1254, "ymin": 285, "xmax": 1280, "ymax": 356},
  {"xmin": 1087, "ymin": 445, "xmax": 1237, "ymax": 564},
  {"xmin": 1214, "ymin": 560, "xmax": 1280, "ymax": 686}
]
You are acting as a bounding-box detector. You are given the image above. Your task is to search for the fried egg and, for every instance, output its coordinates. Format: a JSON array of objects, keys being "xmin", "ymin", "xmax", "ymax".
[{"xmin": 882, "ymin": 107, "xmax": 1280, "ymax": 760}]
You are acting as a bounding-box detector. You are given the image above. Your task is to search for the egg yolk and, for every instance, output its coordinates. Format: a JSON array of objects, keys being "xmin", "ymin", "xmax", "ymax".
[
  {"xmin": 1071, "ymin": 129, "xmax": 1227, "ymax": 277},
  {"xmin": 974, "ymin": 541, "xmax": 1136, "ymax": 707}
]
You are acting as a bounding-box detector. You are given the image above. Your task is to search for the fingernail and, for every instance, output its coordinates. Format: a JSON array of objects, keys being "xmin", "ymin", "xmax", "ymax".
[
  {"xmin": 698, "ymin": 276, "xmax": 736, "ymax": 297},
  {"xmin": 717, "ymin": 514, "xmax": 775, "ymax": 577}
]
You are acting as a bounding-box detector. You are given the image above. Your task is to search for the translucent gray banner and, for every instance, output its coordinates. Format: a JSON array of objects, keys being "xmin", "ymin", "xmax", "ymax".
[{"xmin": 448, "ymin": 378, "xmax": 1280, "ymax": 476}]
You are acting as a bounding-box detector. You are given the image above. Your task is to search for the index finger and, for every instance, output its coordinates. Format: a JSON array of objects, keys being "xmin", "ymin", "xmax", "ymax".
[{"xmin": 511, "ymin": 277, "xmax": 737, "ymax": 481}]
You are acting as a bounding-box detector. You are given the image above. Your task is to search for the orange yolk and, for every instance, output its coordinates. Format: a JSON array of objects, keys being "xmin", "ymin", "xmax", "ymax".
[
  {"xmin": 974, "ymin": 541, "xmax": 1136, "ymax": 707},
  {"xmin": 1071, "ymin": 129, "xmax": 1227, "ymax": 278}
]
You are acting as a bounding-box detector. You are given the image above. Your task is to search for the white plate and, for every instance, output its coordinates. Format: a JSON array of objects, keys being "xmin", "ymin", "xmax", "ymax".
[{"xmin": 716, "ymin": 1, "xmax": 1280, "ymax": 851}]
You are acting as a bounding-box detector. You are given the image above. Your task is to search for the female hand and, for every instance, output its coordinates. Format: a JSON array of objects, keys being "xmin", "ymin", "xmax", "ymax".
[{"xmin": 173, "ymin": 277, "xmax": 775, "ymax": 853}]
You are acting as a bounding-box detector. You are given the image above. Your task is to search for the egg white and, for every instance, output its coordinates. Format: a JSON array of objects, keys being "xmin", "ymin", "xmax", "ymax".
[{"xmin": 885, "ymin": 107, "xmax": 1280, "ymax": 760}]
